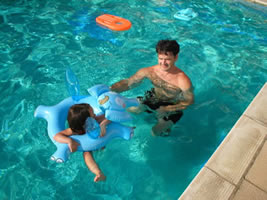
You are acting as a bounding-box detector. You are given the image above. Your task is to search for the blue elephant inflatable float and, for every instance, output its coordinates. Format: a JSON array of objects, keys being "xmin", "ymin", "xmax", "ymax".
[{"xmin": 34, "ymin": 84, "xmax": 139, "ymax": 163}]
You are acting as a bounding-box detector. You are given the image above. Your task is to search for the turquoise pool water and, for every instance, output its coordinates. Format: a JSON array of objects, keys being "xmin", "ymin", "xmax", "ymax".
[{"xmin": 0, "ymin": 0, "xmax": 266, "ymax": 199}]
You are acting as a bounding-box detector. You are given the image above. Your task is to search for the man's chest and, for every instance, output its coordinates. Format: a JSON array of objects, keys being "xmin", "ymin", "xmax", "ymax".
[{"xmin": 148, "ymin": 72, "xmax": 179, "ymax": 89}]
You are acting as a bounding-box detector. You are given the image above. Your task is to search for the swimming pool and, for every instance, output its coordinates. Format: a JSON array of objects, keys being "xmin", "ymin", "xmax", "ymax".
[{"xmin": 0, "ymin": 0, "xmax": 266, "ymax": 199}]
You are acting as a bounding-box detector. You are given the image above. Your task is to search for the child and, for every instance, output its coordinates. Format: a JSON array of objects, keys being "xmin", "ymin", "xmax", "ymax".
[{"xmin": 53, "ymin": 103, "xmax": 110, "ymax": 182}]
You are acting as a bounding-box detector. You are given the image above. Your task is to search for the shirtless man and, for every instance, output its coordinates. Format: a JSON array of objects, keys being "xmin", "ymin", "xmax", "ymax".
[{"xmin": 110, "ymin": 40, "xmax": 194, "ymax": 136}]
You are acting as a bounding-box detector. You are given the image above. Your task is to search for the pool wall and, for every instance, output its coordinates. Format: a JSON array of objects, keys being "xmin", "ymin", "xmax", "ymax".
[{"xmin": 179, "ymin": 82, "xmax": 267, "ymax": 200}]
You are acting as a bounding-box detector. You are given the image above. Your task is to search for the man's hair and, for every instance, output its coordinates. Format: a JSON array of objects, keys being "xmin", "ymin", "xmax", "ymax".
[
  {"xmin": 67, "ymin": 103, "xmax": 92, "ymax": 133},
  {"xmin": 156, "ymin": 40, "xmax": 180, "ymax": 56}
]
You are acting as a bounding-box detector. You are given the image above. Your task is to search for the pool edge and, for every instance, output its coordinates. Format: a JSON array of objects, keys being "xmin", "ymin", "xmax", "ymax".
[
  {"xmin": 179, "ymin": 82, "xmax": 267, "ymax": 200},
  {"xmin": 245, "ymin": 0, "xmax": 267, "ymax": 6}
]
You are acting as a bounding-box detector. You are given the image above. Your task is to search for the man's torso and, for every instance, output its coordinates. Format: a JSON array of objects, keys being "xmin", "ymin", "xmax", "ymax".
[{"xmin": 145, "ymin": 66, "xmax": 184, "ymax": 103}]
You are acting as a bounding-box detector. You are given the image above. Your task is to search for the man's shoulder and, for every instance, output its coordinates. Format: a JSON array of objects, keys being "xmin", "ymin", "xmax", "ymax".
[
  {"xmin": 143, "ymin": 65, "xmax": 157, "ymax": 70},
  {"xmin": 177, "ymin": 72, "xmax": 192, "ymax": 91},
  {"xmin": 137, "ymin": 65, "xmax": 156, "ymax": 74}
]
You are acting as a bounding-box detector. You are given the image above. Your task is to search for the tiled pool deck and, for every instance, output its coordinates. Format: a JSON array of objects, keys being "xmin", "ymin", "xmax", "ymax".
[
  {"xmin": 247, "ymin": 0, "xmax": 267, "ymax": 6},
  {"xmin": 179, "ymin": 82, "xmax": 267, "ymax": 200}
]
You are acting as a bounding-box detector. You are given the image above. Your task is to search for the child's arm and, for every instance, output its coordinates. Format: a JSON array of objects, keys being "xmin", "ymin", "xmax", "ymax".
[
  {"xmin": 83, "ymin": 151, "xmax": 106, "ymax": 182},
  {"xmin": 53, "ymin": 128, "xmax": 80, "ymax": 152},
  {"xmin": 99, "ymin": 118, "xmax": 111, "ymax": 137}
]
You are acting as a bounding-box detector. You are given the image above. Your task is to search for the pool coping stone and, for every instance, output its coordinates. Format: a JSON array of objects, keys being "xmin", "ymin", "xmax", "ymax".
[{"xmin": 246, "ymin": 0, "xmax": 267, "ymax": 6}]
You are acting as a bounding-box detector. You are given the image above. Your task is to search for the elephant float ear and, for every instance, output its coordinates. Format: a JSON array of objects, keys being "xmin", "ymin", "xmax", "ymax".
[
  {"xmin": 85, "ymin": 117, "xmax": 100, "ymax": 139},
  {"xmin": 65, "ymin": 68, "xmax": 81, "ymax": 102}
]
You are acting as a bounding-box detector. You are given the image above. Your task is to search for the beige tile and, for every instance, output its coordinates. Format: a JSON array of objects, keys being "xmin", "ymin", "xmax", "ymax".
[
  {"xmin": 246, "ymin": 141, "xmax": 267, "ymax": 193},
  {"xmin": 206, "ymin": 116, "xmax": 267, "ymax": 185},
  {"xmin": 244, "ymin": 83, "xmax": 267, "ymax": 126},
  {"xmin": 232, "ymin": 180, "xmax": 267, "ymax": 200},
  {"xmin": 248, "ymin": 0, "xmax": 267, "ymax": 6},
  {"xmin": 179, "ymin": 167, "xmax": 235, "ymax": 200}
]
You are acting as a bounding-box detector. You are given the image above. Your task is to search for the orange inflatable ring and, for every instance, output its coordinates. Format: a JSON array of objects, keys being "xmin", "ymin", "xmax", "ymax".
[{"xmin": 96, "ymin": 14, "xmax": 132, "ymax": 31}]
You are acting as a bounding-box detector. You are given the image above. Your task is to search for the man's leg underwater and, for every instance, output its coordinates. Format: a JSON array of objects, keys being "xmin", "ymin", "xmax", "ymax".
[
  {"xmin": 151, "ymin": 118, "xmax": 174, "ymax": 136},
  {"xmin": 151, "ymin": 111, "xmax": 183, "ymax": 136}
]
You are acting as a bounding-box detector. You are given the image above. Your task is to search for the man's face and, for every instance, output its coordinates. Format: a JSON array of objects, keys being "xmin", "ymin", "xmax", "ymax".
[{"xmin": 157, "ymin": 52, "xmax": 178, "ymax": 71}]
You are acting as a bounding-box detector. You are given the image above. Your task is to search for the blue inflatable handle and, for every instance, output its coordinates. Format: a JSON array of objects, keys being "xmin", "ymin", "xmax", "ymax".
[
  {"xmin": 88, "ymin": 84, "xmax": 110, "ymax": 98},
  {"xmin": 65, "ymin": 68, "xmax": 80, "ymax": 101}
]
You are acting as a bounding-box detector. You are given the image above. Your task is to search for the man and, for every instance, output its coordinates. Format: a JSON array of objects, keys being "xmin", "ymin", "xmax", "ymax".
[{"xmin": 110, "ymin": 40, "xmax": 194, "ymax": 136}]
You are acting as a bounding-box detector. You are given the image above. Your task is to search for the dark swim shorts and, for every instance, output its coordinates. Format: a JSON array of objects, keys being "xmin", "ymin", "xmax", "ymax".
[{"xmin": 137, "ymin": 88, "xmax": 183, "ymax": 124}]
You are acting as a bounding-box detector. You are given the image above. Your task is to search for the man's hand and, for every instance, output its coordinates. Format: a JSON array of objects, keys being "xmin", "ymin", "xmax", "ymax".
[
  {"xmin": 110, "ymin": 79, "xmax": 129, "ymax": 93},
  {"xmin": 156, "ymin": 106, "xmax": 168, "ymax": 118}
]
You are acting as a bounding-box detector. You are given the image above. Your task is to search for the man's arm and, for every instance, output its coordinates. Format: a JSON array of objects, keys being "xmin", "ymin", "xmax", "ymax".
[
  {"xmin": 110, "ymin": 68, "xmax": 147, "ymax": 93},
  {"xmin": 160, "ymin": 88, "xmax": 194, "ymax": 112},
  {"xmin": 159, "ymin": 74, "xmax": 194, "ymax": 112}
]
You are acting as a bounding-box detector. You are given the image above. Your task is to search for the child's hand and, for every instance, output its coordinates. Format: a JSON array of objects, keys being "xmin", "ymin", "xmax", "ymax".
[
  {"xmin": 156, "ymin": 106, "xmax": 168, "ymax": 118},
  {"xmin": 99, "ymin": 119, "xmax": 110, "ymax": 137},
  {"xmin": 100, "ymin": 124, "xmax": 106, "ymax": 137},
  {"xmin": 68, "ymin": 139, "xmax": 80, "ymax": 152},
  {"xmin": 94, "ymin": 172, "xmax": 106, "ymax": 182}
]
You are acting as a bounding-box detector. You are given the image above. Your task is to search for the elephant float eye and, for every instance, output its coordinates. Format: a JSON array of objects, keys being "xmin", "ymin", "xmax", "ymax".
[{"xmin": 98, "ymin": 95, "xmax": 109, "ymax": 105}]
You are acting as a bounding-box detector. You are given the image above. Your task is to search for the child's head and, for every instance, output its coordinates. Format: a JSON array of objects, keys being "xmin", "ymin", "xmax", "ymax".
[{"xmin": 67, "ymin": 103, "xmax": 95, "ymax": 134}]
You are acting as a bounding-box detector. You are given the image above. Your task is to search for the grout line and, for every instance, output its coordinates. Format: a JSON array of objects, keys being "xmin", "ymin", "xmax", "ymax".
[
  {"xmin": 204, "ymin": 166, "xmax": 237, "ymax": 187},
  {"xmin": 204, "ymin": 124, "xmax": 267, "ymax": 200},
  {"xmin": 203, "ymin": 166, "xmax": 239, "ymax": 200},
  {"xmin": 243, "ymin": 114, "xmax": 267, "ymax": 129},
  {"xmin": 245, "ymin": 178, "xmax": 267, "ymax": 195},
  {"xmin": 229, "ymin": 138, "xmax": 267, "ymax": 199},
  {"xmin": 238, "ymin": 137, "xmax": 266, "ymax": 184}
]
